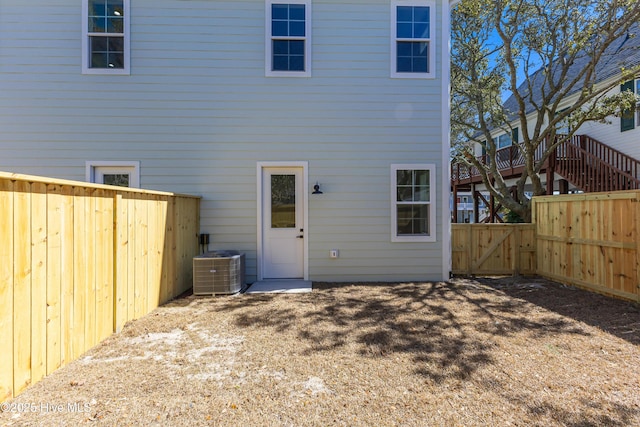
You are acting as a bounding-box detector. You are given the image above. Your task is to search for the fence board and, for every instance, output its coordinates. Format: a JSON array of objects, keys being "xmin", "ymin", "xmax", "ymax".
[
  {"xmin": 164, "ymin": 197, "xmax": 177, "ymax": 301},
  {"xmin": 85, "ymin": 189, "xmax": 97, "ymax": 350},
  {"xmin": 0, "ymin": 179, "xmax": 14, "ymax": 401},
  {"xmin": 134, "ymin": 195, "xmax": 149, "ymax": 319},
  {"xmin": 95, "ymin": 189, "xmax": 114, "ymax": 343},
  {"xmin": 176, "ymin": 197, "xmax": 199, "ymax": 296},
  {"xmin": 46, "ymin": 185, "xmax": 62, "ymax": 375},
  {"xmin": 13, "ymin": 181, "xmax": 31, "ymax": 395},
  {"xmin": 0, "ymin": 171, "xmax": 200, "ymax": 403},
  {"xmin": 31, "ymin": 183, "xmax": 47, "ymax": 384},
  {"xmin": 72, "ymin": 187, "xmax": 87, "ymax": 361},
  {"xmin": 126, "ymin": 194, "xmax": 136, "ymax": 324},
  {"xmin": 60, "ymin": 186, "xmax": 74, "ymax": 367},
  {"xmin": 114, "ymin": 193, "xmax": 128, "ymax": 333},
  {"xmin": 148, "ymin": 196, "xmax": 161, "ymax": 312},
  {"xmin": 158, "ymin": 197, "xmax": 170, "ymax": 305}
]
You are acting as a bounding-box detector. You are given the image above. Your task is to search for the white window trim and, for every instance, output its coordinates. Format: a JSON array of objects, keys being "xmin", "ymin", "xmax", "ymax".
[
  {"xmin": 256, "ymin": 161, "xmax": 309, "ymax": 281},
  {"xmin": 82, "ymin": 0, "xmax": 131, "ymax": 75},
  {"xmin": 495, "ymin": 133, "xmax": 512, "ymax": 149},
  {"xmin": 390, "ymin": 0, "xmax": 436, "ymax": 79},
  {"xmin": 265, "ymin": 0, "xmax": 312, "ymax": 77},
  {"xmin": 86, "ymin": 161, "xmax": 140, "ymax": 188},
  {"xmin": 391, "ymin": 163, "xmax": 436, "ymax": 242}
]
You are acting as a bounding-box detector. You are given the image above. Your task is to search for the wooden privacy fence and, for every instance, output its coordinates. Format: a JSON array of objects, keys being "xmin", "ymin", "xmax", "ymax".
[
  {"xmin": 451, "ymin": 224, "xmax": 536, "ymax": 276},
  {"xmin": 451, "ymin": 190, "xmax": 640, "ymax": 303},
  {"xmin": 532, "ymin": 191, "xmax": 640, "ymax": 303},
  {"xmin": 0, "ymin": 172, "xmax": 200, "ymax": 403}
]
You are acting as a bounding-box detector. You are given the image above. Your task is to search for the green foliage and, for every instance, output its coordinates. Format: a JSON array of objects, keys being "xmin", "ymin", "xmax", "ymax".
[{"xmin": 504, "ymin": 210, "xmax": 525, "ymax": 223}]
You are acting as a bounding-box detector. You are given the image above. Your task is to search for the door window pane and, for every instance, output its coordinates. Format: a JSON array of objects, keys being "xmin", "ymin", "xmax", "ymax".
[{"xmin": 271, "ymin": 174, "xmax": 296, "ymax": 228}]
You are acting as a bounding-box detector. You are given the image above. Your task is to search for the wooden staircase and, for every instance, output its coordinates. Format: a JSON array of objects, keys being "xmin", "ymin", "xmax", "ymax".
[{"xmin": 553, "ymin": 135, "xmax": 640, "ymax": 192}]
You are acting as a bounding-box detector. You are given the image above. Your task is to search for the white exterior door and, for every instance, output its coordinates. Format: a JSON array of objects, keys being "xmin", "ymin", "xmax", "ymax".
[{"xmin": 262, "ymin": 167, "xmax": 304, "ymax": 279}]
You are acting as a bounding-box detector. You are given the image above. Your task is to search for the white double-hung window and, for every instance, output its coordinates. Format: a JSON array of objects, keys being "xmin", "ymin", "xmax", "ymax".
[
  {"xmin": 391, "ymin": 0, "xmax": 435, "ymax": 78},
  {"xmin": 391, "ymin": 164, "xmax": 436, "ymax": 242},
  {"xmin": 82, "ymin": 0, "xmax": 130, "ymax": 74},
  {"xmin": 265, "ymin": 0, "xmax": 311, "ymax": 77}
]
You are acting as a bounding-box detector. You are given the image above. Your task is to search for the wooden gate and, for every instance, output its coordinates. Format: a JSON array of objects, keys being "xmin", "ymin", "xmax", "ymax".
[{"xmin": 451, "ymin": 224, "xmax": 536, "ymax": 275}]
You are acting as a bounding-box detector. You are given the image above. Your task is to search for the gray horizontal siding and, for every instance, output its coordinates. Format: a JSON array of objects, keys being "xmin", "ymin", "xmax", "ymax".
[{"xmin": 0, "ymin": 0, "xmax": 448, "ymax": 282}]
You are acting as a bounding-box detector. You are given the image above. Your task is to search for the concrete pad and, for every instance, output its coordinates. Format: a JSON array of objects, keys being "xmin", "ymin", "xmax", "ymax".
[{"xmin": 244, "ymin": 280, "xmax": 312, "ymax": 294}]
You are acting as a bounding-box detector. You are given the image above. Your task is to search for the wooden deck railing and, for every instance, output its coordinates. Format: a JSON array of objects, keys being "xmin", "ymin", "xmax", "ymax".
[
  {"xmin": 452, "ymin": 134, "xmax": 640, "ymax": 193},
  {"xmin": 0, "ymin": 172, "xmax": 200, "ymax": 403},
  {"xmin": 451, "ymin": 143, "xmax": 546, "ymax": 186}
]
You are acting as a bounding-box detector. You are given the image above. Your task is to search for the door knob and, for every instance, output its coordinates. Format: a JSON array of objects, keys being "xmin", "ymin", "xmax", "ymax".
[{"xmin": 296, "ymin": 235, "xmax": 304, "ymax": 239}]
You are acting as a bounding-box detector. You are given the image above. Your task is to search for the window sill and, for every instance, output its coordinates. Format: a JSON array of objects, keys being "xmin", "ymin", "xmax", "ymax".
[
  {"xmin": 391, "ymin": 72, "xmax": 436, "ymax": 79},
  {"xmin": 392, "ymin": 235, "xmax": 437, "ymax": 243},
  {"xmin": 82, "ymin": 68, "xmax": 130, "ymax": 76},
  {"xmin": 266, "ymin": 70, "xmax": 311, "ymax": 78}
]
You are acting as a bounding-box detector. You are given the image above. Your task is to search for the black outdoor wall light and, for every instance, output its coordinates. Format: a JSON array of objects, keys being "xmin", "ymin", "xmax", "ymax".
[{"xmin": 312, "ymin": 182, "xmax": 323, "ymax": 194}]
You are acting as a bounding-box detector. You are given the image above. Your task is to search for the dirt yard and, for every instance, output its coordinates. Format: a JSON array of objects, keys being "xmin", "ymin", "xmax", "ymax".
[{"xmin": 1, "ymin": 277, "xmax": 639, "ymax": 426}]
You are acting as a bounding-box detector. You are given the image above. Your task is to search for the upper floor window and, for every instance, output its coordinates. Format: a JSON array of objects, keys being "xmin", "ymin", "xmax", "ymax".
[
  {"xmin": 495, "ymin": 133, "xmax": 512, "ymax": 149},
  {"xmin": 265, "ymin": 0, "xmax": 311, "ymax": 77},
  {"xmin": 620, "ymin": 78, "xmax": 640, "ymax": 132},
  {"xmin": 82, "ymin": 0, "xmax": 130, "ymax": 75},
  {"xmin": 391, "ymin": 1, "xmax": 435, "ymax": 79},
  {"xmin": 391, "ymin": 164, "xmax": 436, "ymax": 242},
  {"xmin": 493, "ymin": 128, "xmax": 519, "ymax": 149}
]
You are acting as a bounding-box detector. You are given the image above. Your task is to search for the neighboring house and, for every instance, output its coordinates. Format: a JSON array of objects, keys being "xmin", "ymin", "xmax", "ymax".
[
  {"xmin": 450, "ymin": 191, "xmax": 488, "ymax": 223},
  {"xmin": 0, "ymin": 0, "xmax": 455, "ymax": 282},
  {"xmin": 452, "ymin": 24, "xmax": 640, "ymax": 222}
]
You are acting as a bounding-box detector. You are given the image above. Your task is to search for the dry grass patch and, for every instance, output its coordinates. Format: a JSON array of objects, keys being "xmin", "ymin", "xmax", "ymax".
[{"xmin": 1, "ymin": 277, "xmax": 639, "ymax": 426}]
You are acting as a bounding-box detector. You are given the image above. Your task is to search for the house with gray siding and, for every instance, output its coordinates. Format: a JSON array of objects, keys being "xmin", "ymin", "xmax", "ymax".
[{"xmin": 0, "ymin": 0, "xmax": 454, "ymax": 283}]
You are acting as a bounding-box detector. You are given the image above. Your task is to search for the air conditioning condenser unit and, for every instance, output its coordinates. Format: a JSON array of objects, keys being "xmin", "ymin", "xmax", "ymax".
[{"xmin": 193, "ymin": 251, "xmax": 245, "ymax": 295}]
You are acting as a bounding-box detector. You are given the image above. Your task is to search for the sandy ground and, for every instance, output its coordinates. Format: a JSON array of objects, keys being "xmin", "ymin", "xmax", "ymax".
[{"xmin": 1, "ymin": 276, "xmax": 639, "ymax": 426}]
